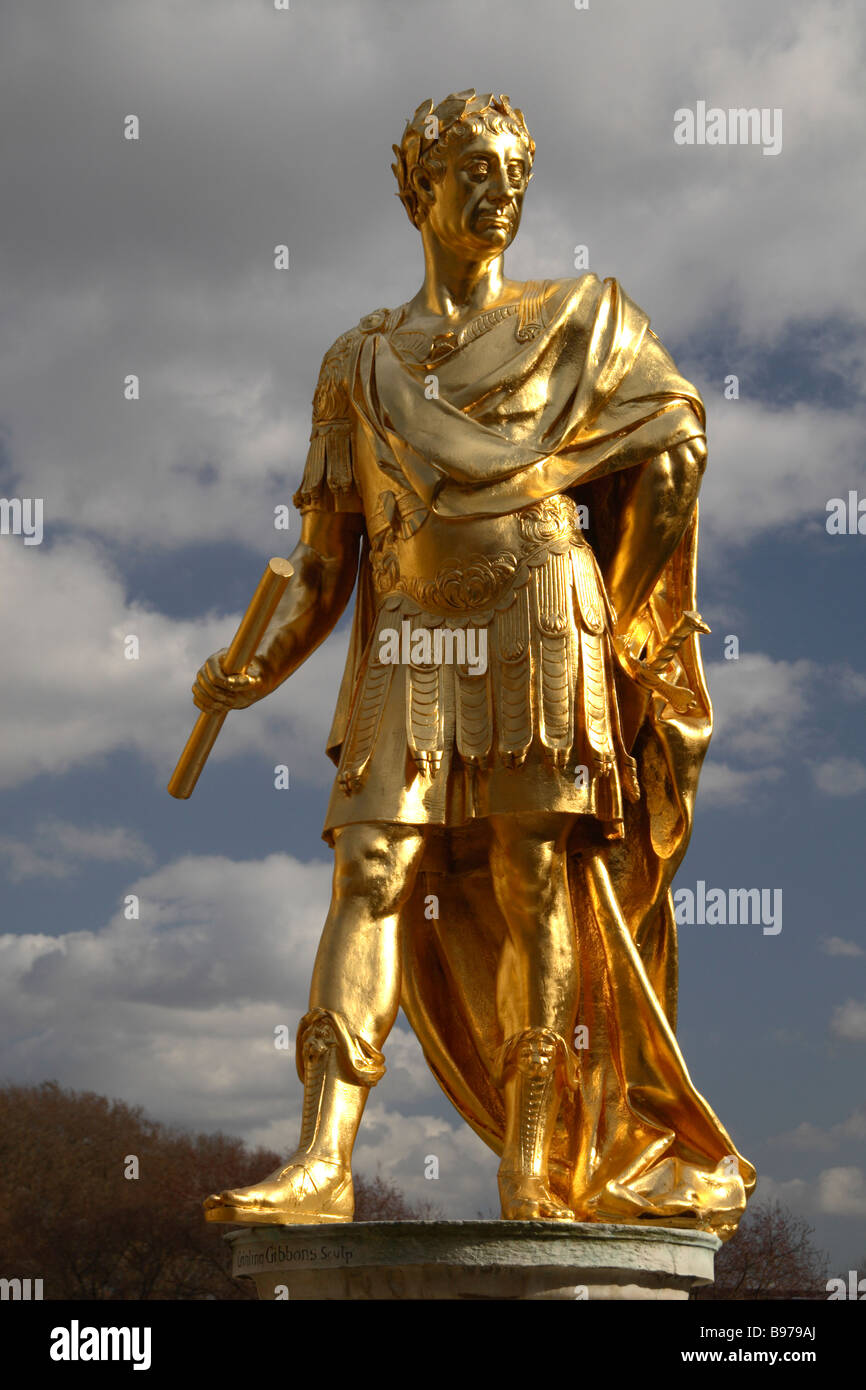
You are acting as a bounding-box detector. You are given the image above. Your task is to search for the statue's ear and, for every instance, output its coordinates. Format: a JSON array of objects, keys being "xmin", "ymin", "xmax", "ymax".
[{"xmin": 412, "ymin": 167, "xmax": 435, "ymax": 210}]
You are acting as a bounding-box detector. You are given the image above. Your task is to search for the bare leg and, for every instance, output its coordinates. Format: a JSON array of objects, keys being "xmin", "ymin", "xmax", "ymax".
[
  {"xmin": 204, "ymin": 822, "xmax": 426, "ymax": 1224},
  {"xmin": 310, "ymin": 821, "xmax": 427, "ymax": 1045},
  {"xmin": 489, "ymin": 812, "xmax": 579, "ymax": 1220},
  {"xmin": 489, "ymin": 813, "xmax": 579, "ymax": 1038}
]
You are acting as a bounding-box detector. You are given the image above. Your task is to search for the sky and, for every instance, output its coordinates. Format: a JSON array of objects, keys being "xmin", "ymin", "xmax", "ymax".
[{"xmin": 1, "ymin": 0, "xmax": 864, "ymax": 1280}]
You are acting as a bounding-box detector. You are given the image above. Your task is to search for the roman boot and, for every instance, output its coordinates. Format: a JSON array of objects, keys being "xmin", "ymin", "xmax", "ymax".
[
  {"xmin": 497, "ymin": 1026, "xmax": 576, "ymax": 1221},
  {"xmin": 204, "ymin": 1008, "xmax": 385, "ymax": 1224}
]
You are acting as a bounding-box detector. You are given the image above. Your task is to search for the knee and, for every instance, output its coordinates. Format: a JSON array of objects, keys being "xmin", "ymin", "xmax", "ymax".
[
  {"xmin": 491, "ymin": 833, "xmax": 560, "ymax": 920},
  {"xmin": 332, "ymin": 824, "xmax": 422, "ymax": 917}
]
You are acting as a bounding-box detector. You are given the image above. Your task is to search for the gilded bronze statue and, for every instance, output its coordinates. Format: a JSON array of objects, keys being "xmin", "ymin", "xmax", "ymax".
[{"xmin": 175, "ymin": 91, "xmax": 755, "ymax": 1238}]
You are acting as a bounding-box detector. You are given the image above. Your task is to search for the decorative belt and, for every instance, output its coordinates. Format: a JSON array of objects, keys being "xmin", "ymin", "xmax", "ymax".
[{"xmin": 370, "ymin": 495, "xmax": 589, "ymax": 614}]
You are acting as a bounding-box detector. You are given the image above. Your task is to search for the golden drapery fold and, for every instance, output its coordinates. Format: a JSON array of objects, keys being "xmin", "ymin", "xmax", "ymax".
[{"xmin": 349, "ymin": 275, "xmax": 706, "ymax": 517}]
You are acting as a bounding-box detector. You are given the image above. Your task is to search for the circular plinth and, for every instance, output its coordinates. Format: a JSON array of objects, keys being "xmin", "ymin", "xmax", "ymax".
[{"xmin": 226, "ymin": 1219, "xmax": 720, "ymax": 1300}]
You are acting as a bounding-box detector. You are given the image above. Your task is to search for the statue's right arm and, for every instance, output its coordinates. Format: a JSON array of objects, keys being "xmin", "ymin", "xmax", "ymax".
[{"xmin": 191, "ymin": 508, "xmax": 364, "ymax": 713}]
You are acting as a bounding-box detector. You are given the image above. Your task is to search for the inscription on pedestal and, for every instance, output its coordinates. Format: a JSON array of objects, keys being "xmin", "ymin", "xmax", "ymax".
[
  {"xmin": 227, "ymin": 1220, "xmax": 720, "ymax": 1302},
  {"xmin": 234, "ymin": 1239, "xmax": 355, "ymax": 1273}
]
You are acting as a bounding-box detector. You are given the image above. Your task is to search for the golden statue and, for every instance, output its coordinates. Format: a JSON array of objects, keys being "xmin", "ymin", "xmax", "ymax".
[{"xmin": 175, "ymin": 91, "xmax": 755, "ymax": 1238}]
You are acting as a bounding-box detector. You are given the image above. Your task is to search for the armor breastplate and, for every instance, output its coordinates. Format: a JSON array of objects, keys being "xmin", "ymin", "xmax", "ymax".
[{"xmin": 369, "ymin": 493, "xmax": 590, "ymax": 617}]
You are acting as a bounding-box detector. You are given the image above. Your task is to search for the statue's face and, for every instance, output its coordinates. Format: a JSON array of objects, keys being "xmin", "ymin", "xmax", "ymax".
[{"xmin": 422, "ymin": 129, "xmax": 530, "ymax": 256}]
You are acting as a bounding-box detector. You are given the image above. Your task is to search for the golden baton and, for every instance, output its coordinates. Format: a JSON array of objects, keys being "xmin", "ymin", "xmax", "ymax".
[{"xmin": 168, "ymin": 557, "xmax": 294, "ymax": 800}]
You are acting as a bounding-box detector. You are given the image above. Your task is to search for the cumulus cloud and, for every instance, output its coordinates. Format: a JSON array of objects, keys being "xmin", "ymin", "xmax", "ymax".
[
  {"xmin": 698, "ymin": 653, "xmax": 813, "ymax": 804},
  {"xmin": 706, "ymin": 653, "xmax": 814, "ymax": 762},
  {"xmin": 838, "ymin": 670, "xmax": 866, "ymax": 701},
  {"xmin": 820, "ymin": 937, "xmax": 865, "ymax": 957},
  {"xmin": 768, "ymin": 1107, "xmax": 866, "ymax": 1151},
  {"xmin": 0, "ymin": 819, "xmax": 153, "ymax": 882},
  {"xmin": 0, "ymin": 0, "xmax": 863, "ymax": 550},
  {"xmin": 812, "ymin": 758, "xmax": 866, "ymax": 797},
  {"xmin": 753, "ymin": 1173, "xmax": 811, "ymax": 1210},
  {"xmin": 817, "ymin": 1166, "xmax": 866, "ymax": 1217},
  {"xmin": 10, "ymin": 852, "xmax": 330, "ymax": 1011},
  {"xmin": 697, "ymin": 653, "xmax": 866, "ymax": 805},
  {"xmin": 698, "ymin": 761, "xmax": 783, "ymax": 808},
  {"xmin": 755, "ymin": 1165, "xmax": 866, "ymax": 1221},
  {"xmin": 698, "ymin": 400, "xmax": 865, "ymax": 559},
  {"xmin": 831, "ymin": 999, "xmax": 866, "ymax": 1041}
]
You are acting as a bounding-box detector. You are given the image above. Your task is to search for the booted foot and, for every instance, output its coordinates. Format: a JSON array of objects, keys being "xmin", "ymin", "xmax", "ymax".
[
  {"xmin": 204, "ymin": 1153, "xmax": 353, "ymax": 1225},
  {"xmin": 499, "ymin": 1171, "xmax": 575, "ymax": 1221}
]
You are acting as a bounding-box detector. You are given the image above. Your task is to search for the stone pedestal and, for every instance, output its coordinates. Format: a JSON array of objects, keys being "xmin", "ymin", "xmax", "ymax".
[{"xmin": 226, "ymin": 1220, "xmax": 719, "ymax": 1300}]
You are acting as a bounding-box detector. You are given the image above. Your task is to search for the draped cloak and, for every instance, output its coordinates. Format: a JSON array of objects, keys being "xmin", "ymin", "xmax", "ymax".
[{"xmin": 294, "ymin": 273, "xmax": 756, "ymax": 1238}]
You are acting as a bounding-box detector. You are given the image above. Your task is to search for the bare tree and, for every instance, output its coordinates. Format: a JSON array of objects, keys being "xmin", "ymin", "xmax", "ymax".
[
  {"xmin": 0, "ymin": 1081, "xmax": 438, "ymax": 1299},
  {"xmin": 354, "ymin": 1171, "xmax": 439, "ymax": 1222}
]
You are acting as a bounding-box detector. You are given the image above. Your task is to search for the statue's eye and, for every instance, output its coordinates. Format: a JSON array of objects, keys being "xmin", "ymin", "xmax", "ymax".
[
  {"xmin": 466, "ymin": 161, "xmax": 489, "ymax": 180},
  {"xmin": 507, "ymin": 163, "xmax": 525, "ymax": 184}
]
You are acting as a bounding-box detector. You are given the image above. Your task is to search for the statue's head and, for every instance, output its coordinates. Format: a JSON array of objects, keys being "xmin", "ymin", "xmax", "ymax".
[{"xmin": 392, "ymin": 90, "xmax": 535, "ymax": 255}]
